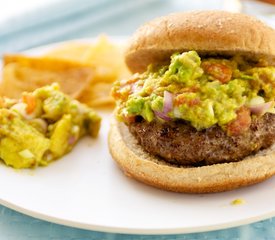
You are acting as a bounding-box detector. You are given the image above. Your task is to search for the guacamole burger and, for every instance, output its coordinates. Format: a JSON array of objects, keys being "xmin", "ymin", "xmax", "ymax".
[{"xmin": 109, "ymin": 11, "xmax": 275, "ymax": 193}]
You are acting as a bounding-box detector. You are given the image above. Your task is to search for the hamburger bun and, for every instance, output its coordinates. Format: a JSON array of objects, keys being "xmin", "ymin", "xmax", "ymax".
[
  {"xmin": 109, "ymin": 120, "xmax": 275, "ymax": 193},
  {"xmin": 125, "ymin": 11, "xmax": 275, "ymax": 73},
  {"xmin": 109, "ymin": 11, "xmax": 275, "ymax": 193}
]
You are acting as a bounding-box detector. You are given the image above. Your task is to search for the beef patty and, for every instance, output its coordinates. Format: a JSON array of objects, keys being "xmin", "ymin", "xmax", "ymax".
[{"xmin": 128, "ymin": 113, "xmax": 275, "ymax": 166}]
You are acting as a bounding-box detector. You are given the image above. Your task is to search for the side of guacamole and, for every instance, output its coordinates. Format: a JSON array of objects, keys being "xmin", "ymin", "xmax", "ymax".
[
  {"xmin": 0, "ymin": 84, "xmax": 101, "ymax": 169},
  {"xmin": 112, "ymin": 51, "xmax": 275, "ymax": 134}
]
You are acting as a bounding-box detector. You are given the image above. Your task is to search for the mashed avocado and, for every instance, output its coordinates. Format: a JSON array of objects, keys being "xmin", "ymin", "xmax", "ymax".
[
  {"xmin": 0, "ymin": 84, "xmax": 101, "ymax": 169},
  {"xmin": 112, "ymin": 51, "xmax": 275, "ymax": 132}
]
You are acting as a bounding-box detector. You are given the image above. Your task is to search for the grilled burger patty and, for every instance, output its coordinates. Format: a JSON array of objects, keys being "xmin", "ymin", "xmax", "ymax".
[{"xmin": 128, "ymin": 113, "xmax": 275, "ymax": 166}]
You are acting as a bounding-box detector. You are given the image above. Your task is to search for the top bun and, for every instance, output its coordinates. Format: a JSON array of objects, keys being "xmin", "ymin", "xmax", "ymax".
[{"xmin": 125, "ymin": 11, "xmax": 275, "ymax": 73}]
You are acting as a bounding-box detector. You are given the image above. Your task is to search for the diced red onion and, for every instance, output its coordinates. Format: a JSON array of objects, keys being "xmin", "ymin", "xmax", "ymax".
[
  {"xmin": 154, "ymin": 111, "xmax": 172, "ymax": 121},
  {"xmin": 68, "ymin": 136, "xmax": 77, "ymax": 145},
  {"xmin": 154, "ymin": 91, "xmax": 174, "ymax": 121},
  {"xmin": 249, "ymin": 101, "xmax": 273, "ymax": 116},
  {"xmin": 131, "ymin": 82, "xmax": 142, "ymax": 93},
  {"xmin": 163, "ymin": 91, "xmax": 173, "ymax": 114}
]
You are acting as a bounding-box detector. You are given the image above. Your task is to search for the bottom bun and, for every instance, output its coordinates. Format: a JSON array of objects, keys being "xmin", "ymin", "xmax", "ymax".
[{"xmin": 108, "ymin": 120, "xmax": 275, "ymax": 193}]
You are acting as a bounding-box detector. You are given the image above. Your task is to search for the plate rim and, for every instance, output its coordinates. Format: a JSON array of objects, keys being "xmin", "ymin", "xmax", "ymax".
[{"xmin": 1, "ymin": 189, "xmax": 275, "ymax": 235}]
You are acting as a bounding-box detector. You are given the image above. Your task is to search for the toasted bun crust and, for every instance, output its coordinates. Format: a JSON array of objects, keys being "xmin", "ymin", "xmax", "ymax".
[
  {"xmin": 125, "ymin": 11, "xmax": 275, "ymax": 73},
  {"xmin": 108, "ymin": 119, "xmax": 275, "ymax": 193}
]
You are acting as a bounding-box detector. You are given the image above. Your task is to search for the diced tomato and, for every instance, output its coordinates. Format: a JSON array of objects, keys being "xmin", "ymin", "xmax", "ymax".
[
  {"xmin": 179, "ymin": 86, "xmax": 199, "ymax": 94},
  {"xmin": 175, "ymin": 94, "xmax": 200, "ymax": 107},
  {"xmin": 227, "ymin": 107, "xmax": 251, "ymax": 136},
  {"xmin": 259, "ymin": 73, "xmax": 275, "ymax": 88},
  {"xmin": 122, "ymin": 114, "xmax": 136, "ymax": 123},
  {"xmin": 259, "ymin": 73, "xmax": 269, "ymax": 83},
  {"xmin": 112, "ymin": 76, "xmax": 142, "ymax": 101},
  {"xmin": 112, "ymin": 85, "xmax": 131, "ymax": 101},
  {"xmin": 122, "ymin": 75, "xmax": 139, "ymax": 85},
  {"xmin": 22, "ymin": 94, "xmax": 36, "ymax": 114},
  {"xmin": 202, "ymin": 62, "xmax": 232, "ymax": 83}
]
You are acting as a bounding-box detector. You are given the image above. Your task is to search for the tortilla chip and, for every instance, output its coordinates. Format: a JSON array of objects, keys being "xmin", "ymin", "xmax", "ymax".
[
  {"xmin": 78, "ymin": 82, "xmax": 115, "ymax": 107},
  {"xmin": 1, "ymin": 36, "xmax": 131, "ymax": 108},
  {"xmin": 44, "ymin": 36, "xmax": 131, "ymax": 108},
  {"xmin": 47, "ymin": 36, "xmax": 131, "ymax": 82},
  {"xmin": 82, "ymin": 35, "xmax": 130, "ymax": 82},
  {"xmin": 1, "ymin": 55, "xmax": 94, "ymax": 99},
  {"xmin": 45, "ymin": 42, "xmax": 91, "ymax": 63}
]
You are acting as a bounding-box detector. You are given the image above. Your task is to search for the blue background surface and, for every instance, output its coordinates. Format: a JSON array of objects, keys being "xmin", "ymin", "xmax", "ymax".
[
  {"xmin": 0, "ymin": 0, "xmax": 275, "ymax": 239},
  {"xmin": 1, "ymin": 206, "xmax": 275, "ymax": 239}
]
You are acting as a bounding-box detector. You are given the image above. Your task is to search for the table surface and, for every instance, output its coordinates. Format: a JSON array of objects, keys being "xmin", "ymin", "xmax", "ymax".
[{"xmin": 0, "ymin": 0, "xmax": 275, "ymax": 239}]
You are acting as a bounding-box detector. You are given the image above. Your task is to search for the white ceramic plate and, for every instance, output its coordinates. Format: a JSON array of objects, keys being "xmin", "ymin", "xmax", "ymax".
[{"xmin": 0, "ymin": 38, "xmax": 275, "ymax": 235}]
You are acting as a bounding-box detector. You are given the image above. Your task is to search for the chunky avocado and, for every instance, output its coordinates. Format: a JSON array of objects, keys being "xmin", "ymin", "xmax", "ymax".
[
  {"xmin": 112, "ymin": 51, "xmax": 275, "ymax": 131},
  {"xmin": 0, "ymin": 109, "xmax": 50, "ymax": 168},
  {"xmin": 0, "ymin": 84, "xmax": 101, "ymax": 169}
]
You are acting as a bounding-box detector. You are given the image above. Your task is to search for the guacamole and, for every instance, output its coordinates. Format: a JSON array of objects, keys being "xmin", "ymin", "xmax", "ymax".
[
  {"xmin": 112, "ymin": 51, "xmax": 275, "ymax": 132},
  {"xmin": 0, "ymin": 84, "xmax": 101, "ymax": 169}
]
